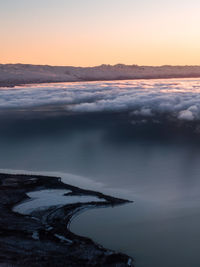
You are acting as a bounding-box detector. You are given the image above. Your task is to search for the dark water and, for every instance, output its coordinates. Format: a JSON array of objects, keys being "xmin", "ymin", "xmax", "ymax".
[{"xmin": 1, "ymin": 110, "xmax": 200, "ymax": 267}]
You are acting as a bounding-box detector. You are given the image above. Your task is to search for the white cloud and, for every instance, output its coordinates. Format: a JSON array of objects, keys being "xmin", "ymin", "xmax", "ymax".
[
  {"xmin": 1, "ymin": 78, "xmax": 200, "ymax": 122},
  {"xmin": 178, "ymin": 110, "xmax": 195, "ymax": 121}
]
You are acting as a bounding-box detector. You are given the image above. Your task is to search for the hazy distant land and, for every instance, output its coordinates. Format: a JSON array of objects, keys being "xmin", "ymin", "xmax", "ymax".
[{"xmin": 1, "ymin": 64, "xmax": 200, "ymax": 87}]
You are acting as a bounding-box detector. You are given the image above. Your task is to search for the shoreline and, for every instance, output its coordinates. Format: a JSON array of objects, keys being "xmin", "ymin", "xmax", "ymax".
[{"xmin": 0, "ymin": 172, "xmax": 134, "ymax": 267}]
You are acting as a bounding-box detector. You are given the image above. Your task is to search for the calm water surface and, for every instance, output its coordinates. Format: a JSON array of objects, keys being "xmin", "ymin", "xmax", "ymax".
[{"xmin": 1, "ymin": 128, "xmax": 200, "ymax": 267}]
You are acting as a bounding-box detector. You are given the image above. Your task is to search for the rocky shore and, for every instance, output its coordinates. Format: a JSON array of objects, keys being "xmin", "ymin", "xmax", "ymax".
[{"xmin": 0, "ymin": 172, "xmax": 134, "ymax": 267}]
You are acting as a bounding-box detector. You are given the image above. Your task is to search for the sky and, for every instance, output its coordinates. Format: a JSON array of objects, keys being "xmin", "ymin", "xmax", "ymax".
[{"xmin": 0, "ymin": 0, "xmax": 200, "ymax": 66}]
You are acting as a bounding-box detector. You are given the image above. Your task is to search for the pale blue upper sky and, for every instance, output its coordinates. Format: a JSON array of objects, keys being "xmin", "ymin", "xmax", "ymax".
[{"xmin": 1, "ymin": 0, "xmax": 200, "ymax": 66}]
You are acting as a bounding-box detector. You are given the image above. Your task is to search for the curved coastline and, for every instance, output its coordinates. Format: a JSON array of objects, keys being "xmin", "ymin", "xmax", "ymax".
[{"xmin": 0, "ymin": 172, "xmax": 134, "ymax": 267}]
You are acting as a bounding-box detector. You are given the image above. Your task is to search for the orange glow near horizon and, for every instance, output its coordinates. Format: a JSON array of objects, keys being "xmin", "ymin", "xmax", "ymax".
[{"xmin": 1, "ymin": 0, "xmax": 200, "ymax": 67}]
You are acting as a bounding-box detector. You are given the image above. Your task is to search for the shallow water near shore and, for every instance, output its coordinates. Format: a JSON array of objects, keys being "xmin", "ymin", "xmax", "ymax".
[
  {"xmin": 1, "ymin": 79, "xmax": 200, "ymax": 267},
  {"xmin": 13, "ymin": 189, "xmax": 105, "ymax": 215}
]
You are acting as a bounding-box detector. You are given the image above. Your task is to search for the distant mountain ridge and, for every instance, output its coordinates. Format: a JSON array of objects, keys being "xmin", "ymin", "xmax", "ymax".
[{"xmin": 1, "ymin": 63, "xmax": 200, "ymax": 87}]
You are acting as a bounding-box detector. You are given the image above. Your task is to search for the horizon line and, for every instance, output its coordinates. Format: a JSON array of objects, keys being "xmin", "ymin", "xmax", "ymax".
[{"xmin": 1, "ymin": 63, "xmax": 200, "ymax": 68}]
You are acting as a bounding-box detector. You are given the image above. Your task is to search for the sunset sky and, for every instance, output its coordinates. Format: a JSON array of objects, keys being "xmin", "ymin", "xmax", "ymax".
[{"xmin": 1, "ymin": 0, "xmax": 200, "ymax": 66}]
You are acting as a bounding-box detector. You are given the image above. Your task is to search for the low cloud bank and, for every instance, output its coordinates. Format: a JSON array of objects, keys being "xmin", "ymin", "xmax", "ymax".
[{"xmin": 1, "ymin": 79, "xmax": 200, "ymax": 122}]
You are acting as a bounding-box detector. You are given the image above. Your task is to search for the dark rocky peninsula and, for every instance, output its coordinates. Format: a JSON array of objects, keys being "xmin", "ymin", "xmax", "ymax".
[{"xmin": 0, "ymin": 172, "xmax": 133, "ymax": 267}]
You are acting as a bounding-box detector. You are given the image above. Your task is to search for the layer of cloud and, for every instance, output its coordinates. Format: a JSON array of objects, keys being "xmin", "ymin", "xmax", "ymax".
[{"xmin": 1, "ymin": 79, "xmax": 200, "ymax": 121}]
